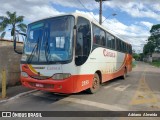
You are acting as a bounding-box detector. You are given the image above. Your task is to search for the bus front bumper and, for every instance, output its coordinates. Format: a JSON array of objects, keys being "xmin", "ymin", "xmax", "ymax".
[{"xmin": 21, "ymin": 76, "xmax": 75, "ymax": 94}]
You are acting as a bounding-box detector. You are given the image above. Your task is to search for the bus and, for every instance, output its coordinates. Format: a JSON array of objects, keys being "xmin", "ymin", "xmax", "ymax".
[{"xmin": 15, "ymin": 13, "xmax": 132, "ymax": 94}]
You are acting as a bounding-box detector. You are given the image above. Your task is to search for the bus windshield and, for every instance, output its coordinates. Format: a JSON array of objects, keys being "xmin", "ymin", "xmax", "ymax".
[{"xmin": 22, "ymin": 15, "xmax": 74, "ymax": 63}]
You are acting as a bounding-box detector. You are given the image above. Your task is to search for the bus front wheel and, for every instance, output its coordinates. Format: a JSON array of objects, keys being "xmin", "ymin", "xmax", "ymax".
[{"xmin": 87, "ymin": 73, "xmax": 100, "ymax": 94}]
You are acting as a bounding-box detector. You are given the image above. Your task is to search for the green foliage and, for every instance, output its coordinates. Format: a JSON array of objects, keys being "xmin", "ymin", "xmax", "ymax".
[
  {"xmin": 132, "ymin": 53, "xmax": 144, "ymax": 61},
  {"xmin": 0, "ymin": 11, "xmax": 27, "ymax": 39},
  {"xmin": 150, "ymin": 24, "xmax": 160, "ymax": 33},
  {"xmin": 132, "ymin": 59, "xmax": 136, "ymax": 68},
  {"xmin": 150, "ymin": 61, "xmax": 160, "ymax": 67},
  {"xmin": 133, "ymin": 53, "xmax": 140, "ymax": 60},
  {"xmin": 143, "ymin": 42, "xmax": 155, "ymax": 54},
  {"xmin": 139, "ymin": 53, "xmax": 144, "ymax": 61},
  {"xmin": 143, "ymin": 24, "xmax": 160, "ymax": 55}
]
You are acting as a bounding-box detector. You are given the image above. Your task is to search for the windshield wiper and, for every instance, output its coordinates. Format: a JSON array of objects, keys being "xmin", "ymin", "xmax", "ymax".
[
  {"xmin": 27, "ymin": 37, "xmax": 40, "ymax": 63},
  {"xmin": 45, "ymin": 36, "xmax": 50, "ymax": 63}
]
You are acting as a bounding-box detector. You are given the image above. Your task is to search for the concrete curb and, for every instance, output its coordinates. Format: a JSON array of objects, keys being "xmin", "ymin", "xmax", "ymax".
[{"xmin": 0, "ymin": 90, "xmax": 38, "ymax": 104}]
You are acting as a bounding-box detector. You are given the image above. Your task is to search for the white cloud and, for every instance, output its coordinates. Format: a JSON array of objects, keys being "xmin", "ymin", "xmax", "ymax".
[
  {"xmin": 27, "ymin": 5, "xmax": 64, "ymax": 21},
  {"xmin": 50, "ymin": 0, "xmax": 99, "ymax": 11},
  {"xmin": 1, "ymin": 0, "xmax": 159, "ymax": 21},
  {"xmin": 75, "ymin": 10, "xmax": 99, "ymax": 23},
  {"xmin": 35, "ymin": 0, "xmax": 160, "ymax": 21},
  {"xmin": 0, "ymin": 0, "xmax": 65, "ymax": 40},
  {"xmin": 104, "ymin": 1, "xmax": 160, "ymax": 21},
  {"xmin": 4, "ymin": 31, "xmax": 12, "ymax": 40},
  {"xmin": 140, "ymin": 21, "xmax": 153, "ymax": 28},
  {"xmin": 0, "ymin": 0, "xmax": 63, "ymax": 22},
  {"xmin": 151, "ymin": 4, "xmax": 160, "ymax": 12}
]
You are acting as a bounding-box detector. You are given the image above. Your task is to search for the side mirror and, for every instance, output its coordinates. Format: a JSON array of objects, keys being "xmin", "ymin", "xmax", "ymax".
[
  {"xmin": 13, "ymin": 36, "xmax": 23, "ymax": 54},
  {"xmin": 73, "ymin": 25, "xmax": 77, "ymax": 29},
  {"xmin": 13, "ymin": 32, "xmax": 26, "ymax": 54},
  {"xmin": 19, "ymin": 32, "xmax": 26, "ymax": 37}
]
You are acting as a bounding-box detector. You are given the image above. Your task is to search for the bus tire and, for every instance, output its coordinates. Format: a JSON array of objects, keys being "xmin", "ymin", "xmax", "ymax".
[
  {"xmin": 121, "ymin": 67, "xmax": 127, "ymax": 79},
  {"xmin": 87, "ymin": 73, "xmax": 100, "ymax": 94}
]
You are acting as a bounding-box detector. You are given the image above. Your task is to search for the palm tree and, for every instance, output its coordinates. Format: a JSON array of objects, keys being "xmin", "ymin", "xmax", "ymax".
[{"xmin": 0, "ymin": 11, "xmax": 27, "ymax": 40}]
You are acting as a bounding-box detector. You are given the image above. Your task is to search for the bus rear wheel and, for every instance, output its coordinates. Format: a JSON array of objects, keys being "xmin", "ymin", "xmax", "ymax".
[{"xmin": 87, "ymin": 73, "xmax": 100, "ymax": 94}]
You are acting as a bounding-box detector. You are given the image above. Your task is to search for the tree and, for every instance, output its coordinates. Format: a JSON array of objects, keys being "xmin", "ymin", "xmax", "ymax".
[
  {"xmin": 133, "ymin": 53, "xmax": 139, "ymax": 60},
  {"xmin": 143, "ymin": 24, "xmax": 160, "ymax": 54},
  {"xmin": 139, "ymin": 53, "xmax": 144, "ymax": 61},
  {"xmin": 0, "ymin": 11, "xmax": 27, "ymax": 40},
  {"xmin": 143, "ymin": 41, "xmax": 155, "ymax": 55}
]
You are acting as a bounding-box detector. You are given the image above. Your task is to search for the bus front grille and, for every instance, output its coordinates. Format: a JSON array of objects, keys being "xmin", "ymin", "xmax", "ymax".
[{"xmin": 30, "ymin": 75, "xmax": 51, "ymax": 80}]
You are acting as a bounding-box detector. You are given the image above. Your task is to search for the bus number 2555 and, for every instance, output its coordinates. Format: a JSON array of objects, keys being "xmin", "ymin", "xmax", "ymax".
[{"xmin": 82, "ymin": 80, "xmax": 89, "ymax": 86}]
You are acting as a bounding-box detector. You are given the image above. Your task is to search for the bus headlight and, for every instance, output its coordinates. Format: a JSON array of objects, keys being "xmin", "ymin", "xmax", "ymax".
[
  {"xmin": 52, "ymin": 73, "xmax": 71, "ymax": 80},
  {"xmin": 21, "ymin": 72, "xmax": 28, "ymax": 78}
]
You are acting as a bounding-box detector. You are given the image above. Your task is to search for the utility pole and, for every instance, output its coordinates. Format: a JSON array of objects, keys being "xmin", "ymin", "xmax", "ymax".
[
  {"xmin": 95, "ymin": 0, "xmax": 110, "ymax": 25},
  {"xmin": 99, "ymin": 0, "xmax": 102, "ymax": 25}
]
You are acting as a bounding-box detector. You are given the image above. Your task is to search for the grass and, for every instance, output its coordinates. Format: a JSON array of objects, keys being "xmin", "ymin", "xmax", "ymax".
[
  {"xmin": 132, "ymin": 60, "xmax": 136, "ymax": 68},
  {"xmin": 132, "ymin": 63, "xmax": 136, "ymax": 68},
  {"xmin": 150, "ymin": 61, "xmax": 160, "ymax": 67}
]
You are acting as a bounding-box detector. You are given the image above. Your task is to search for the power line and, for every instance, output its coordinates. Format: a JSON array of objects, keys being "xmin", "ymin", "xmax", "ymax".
[
  {"xmin": 77, "ymin": 1, "xmax": 122, "ymax": 39},
  {"xmin": 78, "ymin": 0, "xmax": 141, "ymax": 45},
  {"xmin": 77, "ymin": 0, "xmax": 99, "ymax": 23},
  {"xmin": 76, "ymin": 1, "xmax": 120, "ymax": 37}
]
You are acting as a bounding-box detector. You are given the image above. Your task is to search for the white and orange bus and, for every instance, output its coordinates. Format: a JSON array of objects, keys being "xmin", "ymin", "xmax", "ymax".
[{"xmin": 16, "ymin": 13, "xmax": 132, "ymax": 94}]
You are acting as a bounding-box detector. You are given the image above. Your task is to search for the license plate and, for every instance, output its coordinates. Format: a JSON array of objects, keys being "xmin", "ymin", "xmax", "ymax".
[{"xmin": 35, "ymin": 83, "xmax": 44, "ymax": 88}]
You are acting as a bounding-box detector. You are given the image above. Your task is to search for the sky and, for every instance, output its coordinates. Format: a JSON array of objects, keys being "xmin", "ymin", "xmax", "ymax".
[{"xmin": 0, "ymin": 0, "xmax": 160, "ymax": 53}]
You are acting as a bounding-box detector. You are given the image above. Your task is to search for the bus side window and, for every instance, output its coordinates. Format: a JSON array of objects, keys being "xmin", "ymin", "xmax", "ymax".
[
  {"xmin": 120, "ymin": 41, "xmax": 123, "ymax": 52},
  {"xmin": 75, "ymin": 17, "xmax": 91, "ymax": 66},
  {"xmin": 112, "ymin": 37, "xmax": 115, "ymax": 49},
  {"xmin": 116, "ymin": 38, "xmax": 120, "ymax": 51},
  {"xmin": 76, "ymin": 32, "xmax": 83, "ymax": 55},
  {"xmin": 106, "ymin": 32, "xmax": 115, "ymax": 50},
  {"xmin": 92, "ymin": 24, "xmax": 105, "ymax": 48},
  {"xmin": 122, "ymin": 42, "xmax": 125, "ymax": 53}
]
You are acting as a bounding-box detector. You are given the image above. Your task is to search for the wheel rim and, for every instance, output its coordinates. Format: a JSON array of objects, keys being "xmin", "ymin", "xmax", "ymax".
[{"xmin": 92, "ymin": 77, "xmax": 99, "ymax": 90}]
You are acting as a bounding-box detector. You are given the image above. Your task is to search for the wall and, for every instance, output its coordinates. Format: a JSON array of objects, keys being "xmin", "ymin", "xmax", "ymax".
[
  {"xmin": 152, "ymin": 53, "xmax": 160, "ymax": 61},
  {"xmin": 0, "ymin": 39, "xmax": 23, "ymax": 88}
]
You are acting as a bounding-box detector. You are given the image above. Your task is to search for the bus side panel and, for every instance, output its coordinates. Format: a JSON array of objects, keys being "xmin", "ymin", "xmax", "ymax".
[
  {"xmin": 62, "ymin": 64, "xmax": 94, "ymax": 93},
  {"xmin": 102, "ymin": 53, "xmax": 127, "ymax": 82},
  {"xmin": 72, "ymin": 74, "xmax": 94, "ymax": 93},
  {"xmin": 83, "ymin": 48, "xmax": 129, "ymax": 83},
  {"xmin": 126, "ymin": 54, "xmax": 132, "ymax": 72},
  {"xmin": 102, "ymin": 68, "xmax": 124, "ymax": 82}
]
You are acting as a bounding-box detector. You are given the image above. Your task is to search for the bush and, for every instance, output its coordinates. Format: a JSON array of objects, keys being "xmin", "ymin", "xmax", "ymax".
[{"xmin": 150, "ymin": 61, "xmax": 160, "ymax": 67}]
